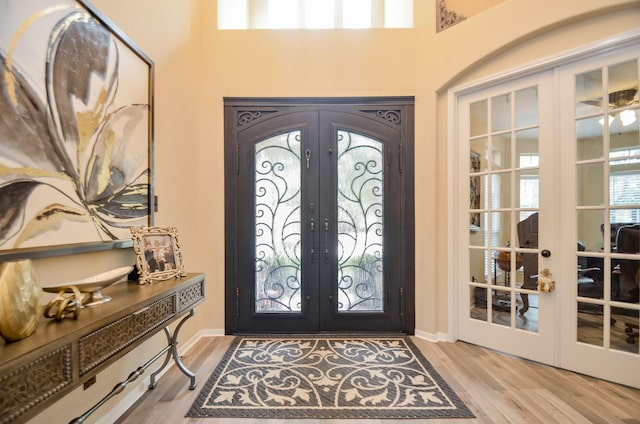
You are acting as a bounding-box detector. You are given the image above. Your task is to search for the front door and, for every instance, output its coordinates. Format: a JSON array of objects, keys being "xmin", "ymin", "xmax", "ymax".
[{"xmin": 225, "ymin": 98, "xmax": 415, "ymax": 334}]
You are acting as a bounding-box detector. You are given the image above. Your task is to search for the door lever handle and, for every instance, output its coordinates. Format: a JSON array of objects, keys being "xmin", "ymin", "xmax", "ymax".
[
  {"xmin": 310, "ymin": 218, "xmax": 315, "ymax": 256},
  {"xmin": 323, "ymin": 218, "xmax": 329, "ymax": 259}
]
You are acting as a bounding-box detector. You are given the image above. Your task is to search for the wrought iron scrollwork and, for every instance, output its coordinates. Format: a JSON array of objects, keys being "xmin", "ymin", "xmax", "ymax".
[
  {"xmin": 237, "ymin": 110, "xmax": 277, "ymax": 127},
  {"xmin": 254, "ymin": 131, "xmax": 302, "ymax": 313},
  {"xmin": 376, "ymin": 110, "xmax": 401, "ymax": 124},
  {"xmin": 238, "ymin": 111, "xmax": 262, "ymax": 126},
  {"xmin": 336, "ymin": 131, "xmax": 384, "ymax": 312},
  {"xmin": 361, "ymin": 109, "xmax": 401, "ymax": 125}
]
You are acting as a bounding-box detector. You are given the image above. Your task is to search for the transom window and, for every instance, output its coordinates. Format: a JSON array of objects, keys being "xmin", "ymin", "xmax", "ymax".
[{"xmin": 218, "ymin": 0, "xmax": 413, "ymax": 30}]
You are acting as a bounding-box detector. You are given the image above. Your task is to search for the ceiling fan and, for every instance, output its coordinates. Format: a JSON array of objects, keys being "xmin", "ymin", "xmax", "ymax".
[
  {"xmin": 581, "ymin": 88, "xmax": 638, "ymax": 108},
  {"xmin": 581, "ymin": 88, "xmax": 638, "ymax": 127}
]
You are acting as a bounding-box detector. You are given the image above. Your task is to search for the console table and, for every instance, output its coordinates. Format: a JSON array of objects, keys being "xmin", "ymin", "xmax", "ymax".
[{"xmin": 0, "ymin": 272, "xmax": 205, "ymax": 424}]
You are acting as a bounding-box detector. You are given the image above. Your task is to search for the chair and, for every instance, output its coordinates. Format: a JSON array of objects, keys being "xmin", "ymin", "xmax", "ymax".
[
  {"xmin": 614, "ymin": 224, "xmax": 640, "ymax": 302},
  {"xmin": 516, "ymin": 213, "xmax": 593, "ymax": 314},
  {"xmin": 615, "ymin": 224, "xmax": 640, "ymax": 345},
  {"xmin": 517, "ymin": 213, "xmax": 538, "ymax": 314}
]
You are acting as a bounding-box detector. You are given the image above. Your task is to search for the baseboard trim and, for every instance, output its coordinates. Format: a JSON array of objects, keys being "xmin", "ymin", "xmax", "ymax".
[{"xmin": 414, "ymin": 328, "xmax": 449, "ymax": 342}]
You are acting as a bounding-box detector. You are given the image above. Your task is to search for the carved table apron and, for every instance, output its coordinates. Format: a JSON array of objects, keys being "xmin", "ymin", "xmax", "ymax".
[{"xmin": 0, "ymin": 273, "xmax": 205, "ymax": 424}]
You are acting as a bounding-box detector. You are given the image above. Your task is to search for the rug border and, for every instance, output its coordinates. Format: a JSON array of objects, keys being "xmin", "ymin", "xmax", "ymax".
[{"xmin": 186, "ymin": 335, "xmax": 475, "ymax": 419}]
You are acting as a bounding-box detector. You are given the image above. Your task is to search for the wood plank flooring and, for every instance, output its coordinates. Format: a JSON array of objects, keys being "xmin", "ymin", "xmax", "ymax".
[{"xmin": 115, "ymin": 336, "xmax": 640, "ymax": 424}]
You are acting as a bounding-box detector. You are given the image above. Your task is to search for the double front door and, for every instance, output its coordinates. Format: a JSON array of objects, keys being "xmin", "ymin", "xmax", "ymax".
[{"xmin": 224, "ymin": 99, "xmax": 414, "ymax": 334}]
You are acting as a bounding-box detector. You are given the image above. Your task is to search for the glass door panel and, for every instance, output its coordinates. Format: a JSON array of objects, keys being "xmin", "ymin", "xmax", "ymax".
[
  {"xmin": 336, "ymin": 130, "xmax": 384, "ymax": 312},
  {"xmin": 574, "ymin": 58, "xmax": 640, "ymax": 358},
  {"xmin": 255, "ymin": 131, "xmax": 302, "ymax": 313},
  {"xmin": 468, "ymin": 86, "xmax": 542, "ymax": 332}
]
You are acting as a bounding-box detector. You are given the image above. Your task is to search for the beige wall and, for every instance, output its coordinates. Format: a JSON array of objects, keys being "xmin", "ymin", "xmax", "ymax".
[{"xmin": 24, "ymin": 0, "xmax": 640, "ymax": 421}]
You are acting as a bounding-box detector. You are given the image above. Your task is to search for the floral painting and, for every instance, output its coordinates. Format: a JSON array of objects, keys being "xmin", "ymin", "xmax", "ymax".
[{"xmin": 0, "ymin": 0, "xmax": 153, "ymax": 256}]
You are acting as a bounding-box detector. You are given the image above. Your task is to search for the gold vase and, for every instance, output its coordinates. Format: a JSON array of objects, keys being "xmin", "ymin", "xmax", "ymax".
[{"xmin": 0, "ymin": 259, "xmax": 42, "ymax": 342}]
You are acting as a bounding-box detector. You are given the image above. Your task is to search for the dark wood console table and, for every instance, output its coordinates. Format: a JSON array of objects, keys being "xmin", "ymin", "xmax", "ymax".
[{"xmin": 0, "ymin": 273, "xmax": 205, "ymax": 424}]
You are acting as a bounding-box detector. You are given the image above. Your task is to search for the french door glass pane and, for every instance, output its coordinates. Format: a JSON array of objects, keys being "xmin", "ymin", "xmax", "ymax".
[
  {"xmin": 515, "ymin": 87, "xmax": 539, "ymax": 127},
  {"xmin": 492, "ymin": 94, "xmax": 511, "ymax": 132},
  {"xmin": 577, "ymin": 209, "xmax": 605, "ymax": 252},
  {"xmin": 255, "ymin": 131, "xmax": 302, "ymax": 313},
  {"xmin": 575, "ymin": 59, "xmax": 640, "ymax": 355},
  {"xmin": 576, "ymin": 117, "xmax": 604, "ymax": 161},
  {"xmin": 468, "ymin": 85, "xmax": 540, "ymax": 333},
  {"xmin": 337, "ymin": 130, "xmax": 384, "ymax": 312},
  {"xmin": 492, "ymin": 133, "xmax": 512, "ymax": 170},
  {"xmin": 575, "ymin": 69, "xmax": 603, "ymax": 116},
  {"xmin": 470, "ymin": 100, "xmax": 488, "ymax": 136}
]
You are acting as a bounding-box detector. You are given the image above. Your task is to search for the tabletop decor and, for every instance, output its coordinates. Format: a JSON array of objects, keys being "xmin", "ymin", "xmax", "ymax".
[
  {"xmin": 0, "ymin": 0, "xmax": 154, "ymax": 260},
  {"xmin": 41, "ymin": 265, "xmax": 134, "ymax": 320},
  {"xmin": 0, "ymin": 259, "xmax": 42, "ymax": 341},
  {"xmin": 131, "ymin": 226, "xmax": 185, "ymax": 284}
]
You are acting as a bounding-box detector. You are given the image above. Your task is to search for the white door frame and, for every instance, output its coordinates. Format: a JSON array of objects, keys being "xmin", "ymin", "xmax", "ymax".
[{"xmin": 448, "ymin": 29, "xmax": 640, "ymax": 374}]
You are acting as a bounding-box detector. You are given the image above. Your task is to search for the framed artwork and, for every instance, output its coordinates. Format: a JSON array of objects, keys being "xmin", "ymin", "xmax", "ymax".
[
  {"xmin": 131, "ymin": 226, "xmax": 185, "ymax": 284},
  {"xmin": 470, "ymin": 151, "xmax": 481, "ymax": 231},
  {"xmin": 0, "ymin": 0, "xmax": 154, "ymax": 261}
]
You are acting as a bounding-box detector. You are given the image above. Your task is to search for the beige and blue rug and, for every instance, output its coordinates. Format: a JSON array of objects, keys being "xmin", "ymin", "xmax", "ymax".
[{"xmin": 186, "ymin": 336, "xmax": 474, "ymax": 419}]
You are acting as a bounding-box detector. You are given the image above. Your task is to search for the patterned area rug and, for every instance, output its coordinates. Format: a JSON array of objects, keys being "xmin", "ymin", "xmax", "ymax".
[{"xmin": 186, "ymin": 336, "xmax": 474, "ymax": 419}]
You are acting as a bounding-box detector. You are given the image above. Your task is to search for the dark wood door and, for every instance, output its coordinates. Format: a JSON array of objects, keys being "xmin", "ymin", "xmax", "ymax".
[{"xmin": 225, "ymin": 99, "xmax": 414, "ymax": 334}]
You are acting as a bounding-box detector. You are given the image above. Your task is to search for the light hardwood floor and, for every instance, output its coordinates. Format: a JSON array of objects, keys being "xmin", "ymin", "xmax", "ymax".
[{"xmin": 116, "ymin": 336, "xmax": 640, "ymax": 424}]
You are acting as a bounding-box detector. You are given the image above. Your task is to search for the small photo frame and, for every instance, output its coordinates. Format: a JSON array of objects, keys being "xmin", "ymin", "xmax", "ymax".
[{"xmin": 131, "ymin": 226, "xmax": 185, "ymax": 284}]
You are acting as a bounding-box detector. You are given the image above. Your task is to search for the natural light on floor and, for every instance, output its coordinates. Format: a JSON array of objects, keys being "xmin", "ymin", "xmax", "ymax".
[{"xmin": 217, "ymin": 0, "xmax": 413, "ymax": 30}]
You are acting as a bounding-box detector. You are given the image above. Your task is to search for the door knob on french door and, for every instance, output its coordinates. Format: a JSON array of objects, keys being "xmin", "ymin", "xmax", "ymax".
[
  {"xmin": 537, "ymin": 268, "xmax": 555, "ymax": 292},
  {"xmin": 541, "ymin": 249, "xmax": 551, "ymax": 257}
]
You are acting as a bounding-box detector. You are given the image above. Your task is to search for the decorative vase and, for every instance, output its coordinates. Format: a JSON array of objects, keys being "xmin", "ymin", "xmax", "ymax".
[{"xmin": 0, "ymin": 259, "xmax": 42, "ymax": 342}]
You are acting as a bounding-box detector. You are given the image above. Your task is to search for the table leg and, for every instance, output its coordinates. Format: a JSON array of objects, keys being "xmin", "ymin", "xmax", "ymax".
[{"xmin": 149, "ymin": 309, "xmax": 197, "ymax": 390}]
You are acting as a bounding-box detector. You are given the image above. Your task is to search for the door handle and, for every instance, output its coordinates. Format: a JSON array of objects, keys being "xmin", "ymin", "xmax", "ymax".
[
  {"xmin": 309, "ymin": 218, "xmax": 315, "ymax": 259},
  {"xmin": 541, "ymin": 249, "xmax": 551, "ymax": 258},
  {"xmin": 323, "ymin": 218, "xmax": 329, "ymax": 260},
  {"xmin": 537, "ymin": 268, "xmax": 555, "ymax": 292}
]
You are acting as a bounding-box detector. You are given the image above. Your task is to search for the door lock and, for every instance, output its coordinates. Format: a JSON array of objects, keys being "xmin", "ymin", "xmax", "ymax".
[{"xmin": 541, "ymin": 249, "xmax": 551, "ymax": 258}]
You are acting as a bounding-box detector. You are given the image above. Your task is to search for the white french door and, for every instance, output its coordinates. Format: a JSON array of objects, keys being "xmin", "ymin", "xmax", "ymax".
[
  {"xmin": 557, "ymin": 47, "xmax": 640, "ymax": 388},
  {"xmin": 456, "ymin": 72, "xmax": 557, "ymax": 365},
  {"xmin": 455, "ymin": 38, "xmax": 640, "ymax": 388}
]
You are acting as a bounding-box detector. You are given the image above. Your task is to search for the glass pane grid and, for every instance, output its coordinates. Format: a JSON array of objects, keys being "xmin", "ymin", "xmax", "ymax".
[
  {"xmin": 575, "ymin": 59, "xmax": 640, "ymax": 355},
  {"xmin": 469, "ymin": 86, "xmax": 540, "ymax": 333}
]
